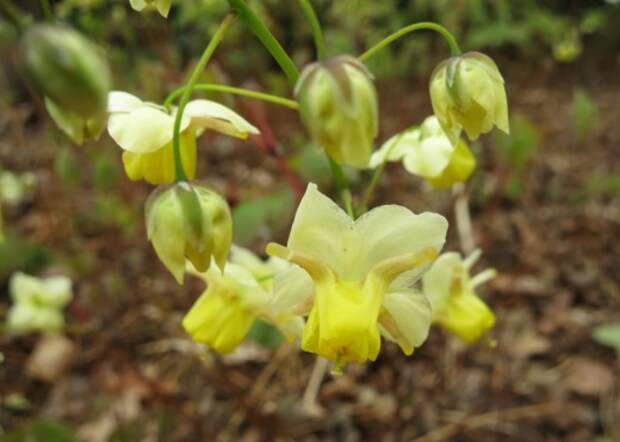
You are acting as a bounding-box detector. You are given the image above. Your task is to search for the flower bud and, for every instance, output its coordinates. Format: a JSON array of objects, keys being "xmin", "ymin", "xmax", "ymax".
[
  {"xmin": 21, "ymin": 24, "xmax": 111, "ymax": 144},
  {"xmin": 129, "ymin": 0, "xmax": 172, "ymax": 18},
  {"xmin": 295, "ymin": 56, "xmax": 378, "ymax": 168},
  {"xmin": 430, "ymin": 52, "xmax": 509, "ymax": 144},
  {"xmin": 145, "ymin": 182, "xmax": 232, "ymax": 284}
]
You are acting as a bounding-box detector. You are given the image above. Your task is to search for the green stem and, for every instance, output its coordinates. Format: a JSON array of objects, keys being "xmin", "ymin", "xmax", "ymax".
[
  {"xmin": 359, "ymin": 22, "xmax": 461, "ymax": 62},
  {"xmin": 361, "ymin": 132, "xmax": 406, "ymax": 210},
  {"xmin": 40, "ymin": 0, "xmax": 53, "ymax": 21},
  {"xmin": 172, "ymin": 13, "xmax": 236, "ymax": 182},
  {"xmin": 0, "ymin": 0, "xmax": 27, "ymax": 31},
  {"xmin": 227, "ymin": 0, "xmax": 299, "ymax": 84},
  {"xmin": 296, "ymin": 0, "xmax": 326, "ymax": 60},
  {"xmin": 329, "ymin": 158, "xmax": 354, "ymax": 218},
  {"xmin": 164, "ymin": 83, "xmax": 298, "ymax": 110}
]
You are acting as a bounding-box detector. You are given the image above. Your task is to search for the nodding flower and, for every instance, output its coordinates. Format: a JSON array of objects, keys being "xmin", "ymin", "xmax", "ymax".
[
  {"xmin": 422, "ymin": 250, "xmax": 497, "ymax": 343},
  {"xmin": 107, "ymin": 91, "xmax": 259, "ymax": 185},
  {"xmin": 430, "ymin": 52, "xmax": 509, "ymax": 145},
  {"xmin": 266, "ymin": 183, "xmax": 448, "ymax": 370}
]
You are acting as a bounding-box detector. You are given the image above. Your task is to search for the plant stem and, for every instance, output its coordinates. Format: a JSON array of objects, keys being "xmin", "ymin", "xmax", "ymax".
[
  {"xmin": 40, "ymin": 0, "xmax": 53, "ymax": 21},
  {"xmin": 171, "ymin": 13, "xmax": 236, "ymax": 182},
  {"xmin": 453, "ymin": 182, "xmax": 476, "ymax": 254},
  {"xmin": 359, "ymin": 22, "xmax": 461, "ymax": 62},
  {"xmin": 361, "ymin": 131, "xmax": 406, "ymax": 210},
  {"xmin": 329, "ymin": 158, "xmax": 354, "ymax": 218},
  {"xmin": 227, "ymin": 0, "xmax": 299, "ymax": 84},
  {"xmin": 164, "ymin": 83, "xmax": 298, "ymax": 110},
  {"xmin": 296, "ymin": 0, "xmax": 326, "ymax": 60}
]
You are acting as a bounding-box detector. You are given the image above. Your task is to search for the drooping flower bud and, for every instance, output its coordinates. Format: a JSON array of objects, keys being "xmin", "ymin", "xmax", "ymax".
[
  {"xmin": 295, "ymin": 56, "xmax": 378, "ymax": 168},
  {"xmin": 429, "ymin": 52, "xmax": 509, "ymax": 145},
  {"xmin": 129, "ymin": 0, "xmax": 172, "ymax": 18},
  {"xmin": 145, "ymin": 182, "xmax": 232, "ymax": 284},
  {"xmin": 21, "ymin": 24, "xmax": 111, "ymax": 144}
]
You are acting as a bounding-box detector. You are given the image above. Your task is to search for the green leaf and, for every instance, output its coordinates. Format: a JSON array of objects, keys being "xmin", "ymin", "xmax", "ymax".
[
  {"xmin": 571, "ymin": 89, "xmax": 598, "ymax": 142},
  {"xmin": 247, "ymin": 319, "xmax": 284, "ymax": 349},
  {"xmin": 7, "ymin": 419, "xmax": 77, "ymax": 442},
  {"xmin": 232, "ymin": 189, "xmax": 295, "ymax": 247},
  {"xmin": 0, "ymin": 234, "xmax": 51, "ymax": 279},
  {"xmin": 592, "ymin": 322, "xmax": 620, "ymax": 349},
  {"xmin": 494, "ymin": 114, "xmax": 539, "ymax": 171}
]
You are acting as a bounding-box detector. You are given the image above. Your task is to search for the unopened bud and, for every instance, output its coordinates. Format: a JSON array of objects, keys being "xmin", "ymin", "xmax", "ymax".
[
  {"xmin": 295, "ymin": 55, "xmax": 378, "ymax": 168},
  {"xmin": 21, "ymin": 24, "xmax": 111, "ymax": 144},
  {"xmin": 430, "ymin": 52, "xmax": 509, "ymax": 144},
  {"xmin": 145, "ymin": 182, "xmax": 232, "ymax": 284}
]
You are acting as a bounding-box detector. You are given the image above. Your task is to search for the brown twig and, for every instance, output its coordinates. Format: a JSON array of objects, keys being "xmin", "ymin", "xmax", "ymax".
[{"xmin": 412, "ymin": 402, "xmax": 563, "ymax": 442}]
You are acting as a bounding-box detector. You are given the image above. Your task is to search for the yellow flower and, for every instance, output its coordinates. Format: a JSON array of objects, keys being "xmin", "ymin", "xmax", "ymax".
[
  {"xmin": 267, "ymin": 183, "xmax": 448, "ymax": 368},
  {"xmin": 6, "ymin": 272, "xmax": 73, "ymax": 335},
  {"xmin": 107, "ymin": 92, "xmax": 259, "ymax": 185},
  {"xmin": 369, "ymin": 116, "xmax": 476, "ymax": 188},
  {"xmin": 422, "ymin": 250, "xmax": 496, "ymax": 343},
  {"xmin": 430, "ymin": 52, "xmax": 509, "ymax": 144},
  {"xmin": 129, "ymin": 0, "xmax": 172, "ymax": 17},
  {"xmin": 295, "ymin": 56, "xmax": 378, "ymax": 168},
  {"xmin": 145, "ymin": 182, "xmax": 232, "ymax": 284},
  {"xmin": 183, "ymin": 250, "xmax": 314, "ymax": 353}
]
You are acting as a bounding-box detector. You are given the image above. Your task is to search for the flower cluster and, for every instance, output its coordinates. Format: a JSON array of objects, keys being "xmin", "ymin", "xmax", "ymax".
[{"xmin": 12, "ymin": 0, "xmax": 511, "ymax": 372}]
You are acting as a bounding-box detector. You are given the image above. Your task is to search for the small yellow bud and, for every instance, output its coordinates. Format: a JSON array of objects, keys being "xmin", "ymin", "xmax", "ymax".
[
  {"xmin": 145, "ymin": 182, "xmax": 232, "ymax": 284},
  {"xmin": 430, "ymin": 52, "xmax": 509, "ymax": 144},
  {"xmin": 295, "ymin": 56, "xmax": 378, "ymax": 168},
  {"xmin": 21, "ymin": 25, "xmax": 111, "ymax": 144}
]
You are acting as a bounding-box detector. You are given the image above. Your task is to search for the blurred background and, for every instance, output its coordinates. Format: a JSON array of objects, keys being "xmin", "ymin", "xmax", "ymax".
[{"xmin": 1, "ymin": 0, "xmax": 620, "ymax": 440}]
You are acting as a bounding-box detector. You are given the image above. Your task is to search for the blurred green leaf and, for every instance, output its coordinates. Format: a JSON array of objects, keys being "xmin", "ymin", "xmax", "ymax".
[
  {"xmin": 592, "ymin": 322, "xmax": 620, "ymax": 349},
  {"xmin": 495, "ymin": 114, "xmax": 539, "ymax": 171},
  {"xmin": 289, "ymin": 145, "xmax": 331, "ymax": 189},
  {"xmin": 232, "ymin": 189, "xmax": 295, "ymax": 246},
  {"xmin": 571, "ymin": 89, "xmax": 598, "ymax": 142},
  {"xmin": 54, "ymin": 147, "xmax": 81, "ymax": 190},
  {"xmin": 0, "ymin": 234, "xmax": 51, "ymax": 279},
  {"xmin": 7, "ymin": 419, "xmax": 77, "ymax": 442},
  {"xmin": 247, "ymin": 318, "xmax": 284, "ymax": 349}
]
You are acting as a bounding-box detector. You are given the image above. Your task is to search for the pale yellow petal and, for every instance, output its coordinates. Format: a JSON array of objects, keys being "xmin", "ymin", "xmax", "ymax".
[
  {"xmin": 379, "ymin": 289, "xmax": 431, "ymax": 355},
  {"xmin": 184, "ymin": 99, "xmax": 259, "ymax": 139}
]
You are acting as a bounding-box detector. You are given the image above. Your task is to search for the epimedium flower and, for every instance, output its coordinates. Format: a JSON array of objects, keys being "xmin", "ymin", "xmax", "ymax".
[
  {"xmin": 430, "ymin": 52, "xmax": 509, "ymax": 145},
  {"xmin": 182, "ymin": 249, "xmax": 314, "ymax": 354},
  {"xmin": 266, "ymin": 183, "xmax": 448, "ymax": 368},
  {"xmin": 145, "ymin": 182, "xmax": 233, "ymax": 284},
  {"xmin": 6, "ymin": 272, "xmax": 73, "ymax": 335},
  {"xmin": 107, "ymin": 91, "xmax": 259, "ymax": 185},
  {"xmin": 129, "ymin": 0, "xmax": 172, "ymax": 17},
  {"xmin": 21, "ymin": 24, "xmax": 111, "ymax": 145},
  {"xmin": 369, "ymin": 116, "xmax": 476, "ymax": 189},
  {"xmin": 422, "ymin": 250, "xmax": 496, "ymax": 343},
  {"xmin": 295, "ymin": 56, "xmax": 378, "ymax": 169}
]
